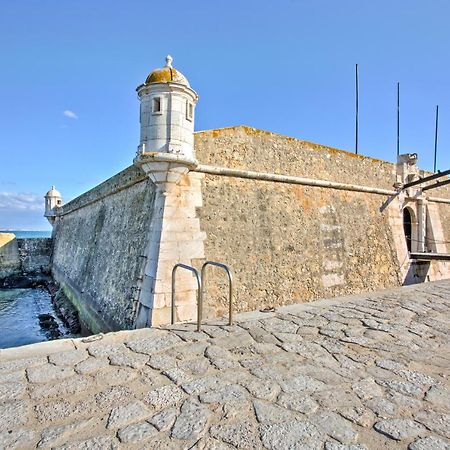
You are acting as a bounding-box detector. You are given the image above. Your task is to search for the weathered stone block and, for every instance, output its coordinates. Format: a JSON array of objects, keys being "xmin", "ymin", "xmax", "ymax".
[
  {"xmin": 171, "ymin": 398, "xmax": 210, "ymax": 440},
  {"xmin": 49, "ymin": 349, "xmax": 88, "ymax": 366},
  {"xmin": 37, "ymin": 418, "xmax": 97, "ymax": 448},
  {"xmin": 107, "ymin": 401, "xmax": 152, "ymax": 429},
  {"xmin": 210, "ymin": 420, "xmax": 260, "ymax": 449},
  {"xmin": 0, "ymin": 401, "xmax": 31, "ymax": 431},
  {"xmin": 259, "ymin": 420, "xmax": 323, "ymax": 450},
  {"xmin": 27, "ymin": 365, "xmax": 75, "ymax": 384},
  {"xmin": 117, "ymin": 421, "xmax": 158, "ymax": 444},
  {"xmin": 149, "ymin": 407, "xmax": 177, "ymax": 432},
  {"xmin": 373, "ymin": 419, "xmax": 427, "ymax": 441},
  {"xmin": 0, "ymin": 428, "xmax": 35, "ymax": 449},
  {"xmin": 146, "ymin": 385, "xmax": 186, "ymax": 409}
]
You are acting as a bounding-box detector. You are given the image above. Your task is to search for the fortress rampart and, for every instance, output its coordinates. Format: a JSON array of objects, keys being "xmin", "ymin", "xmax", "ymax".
[
  {"xmin": 194, "ymin": 127, "xmax": 400, "ymax": 316},
  {"xmin": 48, "ymin": 125, "xmax": 450, "ymax": 332},
  {"xmin": 51, "ymin": 166, "xmax": 156, "ymax": 332}
]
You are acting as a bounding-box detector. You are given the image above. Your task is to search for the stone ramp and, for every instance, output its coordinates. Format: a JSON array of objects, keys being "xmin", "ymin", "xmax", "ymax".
[{"xmin": 1, "ymin": 280, "xmax": 449, "ymax": 449}]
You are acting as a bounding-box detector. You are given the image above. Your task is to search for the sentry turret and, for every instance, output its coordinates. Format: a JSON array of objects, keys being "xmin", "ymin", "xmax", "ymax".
[
  {"xmin": 44, "ymin": 186, "xmax": 62, "ymax": 225},
  {"xmin": 135, "ymin": 55, "xmax": 198, "ymax": 159},
  {"xmin": 134, "ymin": 56, "xmax": 199, "ymax": 193}
]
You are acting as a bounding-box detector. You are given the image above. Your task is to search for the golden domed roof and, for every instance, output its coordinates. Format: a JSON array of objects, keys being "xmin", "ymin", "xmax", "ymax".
[
  {"xmin": 145, "ymin": 56, "xmax": 190, "ymax": 87},
  {"xmin": 45, "ymin": 186, "xmax": 61, "ymax": 198}
]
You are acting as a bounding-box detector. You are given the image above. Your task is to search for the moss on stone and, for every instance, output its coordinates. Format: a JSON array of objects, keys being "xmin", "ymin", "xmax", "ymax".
[{"xmin": 59, "ymin": 283, "xmax": 105, "ymax": 335}]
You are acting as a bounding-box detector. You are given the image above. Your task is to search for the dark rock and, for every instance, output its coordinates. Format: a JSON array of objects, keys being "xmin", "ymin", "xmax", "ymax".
[
  {"xmin": 0, "ymin": 273, "xmax": 51, "ymax": 289},
  {"xmin": 51, "ymin": 288, "xmax": 81, "ymax": 334},
  {"xmin": 38, "ymin": 314, "xmax": 59, "ymax": 330},
  {"xmin": 38, "ymin": 313, "xmax": 62, "ymax": 340}
]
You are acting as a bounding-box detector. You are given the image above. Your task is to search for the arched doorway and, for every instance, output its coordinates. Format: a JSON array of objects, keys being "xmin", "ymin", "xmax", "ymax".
[{"xmin": 403, "ymin": 208, "xmax": 412, "ymax": 252}]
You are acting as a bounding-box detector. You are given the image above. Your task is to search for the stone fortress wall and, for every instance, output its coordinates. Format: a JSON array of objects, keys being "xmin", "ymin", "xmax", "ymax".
[
  {"xmin": 194, "ymin": 126, "xmax": 449, "ymax": 316},
  {"xmin": 51, "ymin": 166, "xmax": 157, "ymax": 332},
  {"xmin": 433, "ymin": 184, "xmax": 450, "ymax": 243},
  {"xmin": 194, "ymin": 127, "xmax": 399, "ymax": 315},
  {"xmin": 0, "ymin": 233, "xmax": 52, "ymax": 281},
  {"xmin": 0, "ymin": 233, "xmax": 20, "ymax": 279},
  {"xmin": 48, "ymin": 126, "xmax": 450, "ymax": 332}
]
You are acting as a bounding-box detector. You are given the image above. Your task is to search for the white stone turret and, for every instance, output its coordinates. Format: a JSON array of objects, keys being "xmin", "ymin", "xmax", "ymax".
[
  {"xmin": 132, "ymin": 56, "xmax": 206, "ymax": 327},
  {"xmin": 134, "ymin": 56, "xmax": 199, "ymax": 192},
  {"xmin": 136, "ymin": 55, "xmax": 198, "ymax": 158},
  {"xmin": 44, "ymin": 186, "xmax": 62, "ymax": 225}
]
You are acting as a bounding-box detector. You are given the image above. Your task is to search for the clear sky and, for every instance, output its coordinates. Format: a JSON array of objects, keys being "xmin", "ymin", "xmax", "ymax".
[{"xmin": 1, "ymin": 0, "xmax": 449, "ymax": 230}]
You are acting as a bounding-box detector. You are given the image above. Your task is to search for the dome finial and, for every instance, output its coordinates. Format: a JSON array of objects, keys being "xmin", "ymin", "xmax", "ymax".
[{"xmin": 165, "ymin": 55, "xmax": 173, "ymax": 68}]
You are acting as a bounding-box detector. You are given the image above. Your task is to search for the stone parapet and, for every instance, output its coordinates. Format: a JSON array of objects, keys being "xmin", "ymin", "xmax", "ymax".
[
  {"xmin": 51, "ymin": 175, "xmax": 156, "ymax": 332},
  {"xmin": 56, "ymin": 165, "xmax": 147, "ymax": 217},
  {"xmin": 0, "ymin": 235, "xmax": 51, "ymax": 282},
  {"xmin": 0, "ymin": 233, "xmax": 20, "ymax": 279}
]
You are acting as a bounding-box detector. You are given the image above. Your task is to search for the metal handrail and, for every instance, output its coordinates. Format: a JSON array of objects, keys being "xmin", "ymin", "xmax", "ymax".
[
  {"xmin": 200, "ymin": 261, "xmax": 233, "ymax": 329},
  {"xmin": 171, "ymin": 263, "xmax": 202, "ymax": 331}
]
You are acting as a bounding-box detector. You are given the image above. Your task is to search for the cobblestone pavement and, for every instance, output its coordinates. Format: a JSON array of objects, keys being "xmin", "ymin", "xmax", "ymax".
[{"xmin": 1, "ymin": 280, "xmax": 449, "ymax": 450}]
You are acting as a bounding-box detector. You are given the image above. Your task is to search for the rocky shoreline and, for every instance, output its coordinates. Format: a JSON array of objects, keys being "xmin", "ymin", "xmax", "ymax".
[
  {"xmin": 47, "ymin": 281, "xmax": 81, "ymax": 335},
  {"xmin": 0, "ymin": 272, "xmax": 82, "ymax": 342},
  {"xmin": 0, "ymin": 272, "xmax": 52, "ymax": 289},
  {"xmin": 0, "ymin": 234, "xmax": 85, "ymax": 344}
]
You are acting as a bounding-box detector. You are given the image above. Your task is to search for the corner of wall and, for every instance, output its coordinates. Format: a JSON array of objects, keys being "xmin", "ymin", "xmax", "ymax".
[{"xmin": 135, "ymin": 171, "xmax": 207, "ymax": 327}]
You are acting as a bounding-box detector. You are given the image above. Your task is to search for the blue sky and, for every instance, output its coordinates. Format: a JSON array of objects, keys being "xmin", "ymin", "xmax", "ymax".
[{"xmin": 1, "ymin": 0, "xmax": 449, "ymax": 230}]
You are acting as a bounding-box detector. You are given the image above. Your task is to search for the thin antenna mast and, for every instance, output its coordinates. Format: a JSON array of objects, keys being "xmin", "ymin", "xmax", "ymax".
[
  {"xmin": 397, "ymin": 82, "xmax": 400, "ymax": 156},
  {"xmin": 434, "ymin": 105, "xmax": 439, "ymax": 173},
  {"xmin": 355, "ymin": 64, "xmax": 359, "ymax": 154}
]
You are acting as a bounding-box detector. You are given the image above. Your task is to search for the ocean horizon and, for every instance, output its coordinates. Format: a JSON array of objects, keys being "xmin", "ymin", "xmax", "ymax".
[{"xmin": 0, "ymin": 230, "xmax": 52, "ymax": 238}]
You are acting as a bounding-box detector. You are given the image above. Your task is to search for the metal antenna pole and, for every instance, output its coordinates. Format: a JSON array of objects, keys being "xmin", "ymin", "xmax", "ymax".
[
  {"xmin": 434, "ymin": 105, "xmax": 439, "ymax": 173},
  {"xmin": 397, "ymin": 82, "xmax": 400, "ymax": 157},
  {"xmin": 355, "ymin": 64, "xmax": 359, "ymax": 154}
]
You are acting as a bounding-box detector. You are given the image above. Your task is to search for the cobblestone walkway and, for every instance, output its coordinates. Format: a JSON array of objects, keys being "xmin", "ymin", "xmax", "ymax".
[{"xmin": 1, "ymin": 280, "xmax": 449, "ymax": 449}]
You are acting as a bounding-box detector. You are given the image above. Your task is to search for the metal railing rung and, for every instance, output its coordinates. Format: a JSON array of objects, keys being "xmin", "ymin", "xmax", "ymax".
[
  {"xmin": 171, "ymin": 263, "xmax": 202, "ymax": 331},
  {"xmin": 201, "ymin": 261, "xmax": 233, "ymax": 329},
  {"xmin": 171, "ymin": 261, "xmax": 234, "ymax": 332}
]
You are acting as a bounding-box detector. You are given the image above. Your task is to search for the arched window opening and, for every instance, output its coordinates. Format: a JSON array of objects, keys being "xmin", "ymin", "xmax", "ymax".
[{"xmin": 403, "ymin": 208, "xmax": 412, "ymax": 252}]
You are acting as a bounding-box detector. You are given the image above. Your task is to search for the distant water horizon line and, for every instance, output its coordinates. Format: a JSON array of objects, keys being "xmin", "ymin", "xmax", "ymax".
[
  {"xmin": 0, "ymin": 230, "xmax": 52, "ymax": 238},
  {"xmin": 0, "ymin": 229, "xmax": 51, "ymax": 232}
]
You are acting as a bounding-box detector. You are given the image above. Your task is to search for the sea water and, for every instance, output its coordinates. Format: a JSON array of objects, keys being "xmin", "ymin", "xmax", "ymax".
[
  {"xmin": 0, "ymin": 288, "xmax": 70, "ymax": 349},
  {"xmin": 0, "ymin": 230, "xmax": 52, "ymax": 238}
]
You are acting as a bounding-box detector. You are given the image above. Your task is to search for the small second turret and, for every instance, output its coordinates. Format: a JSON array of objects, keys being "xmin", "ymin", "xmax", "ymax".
[{"xmin": 44, "ymin": 186, "xmax": 62, "ymax": 225}]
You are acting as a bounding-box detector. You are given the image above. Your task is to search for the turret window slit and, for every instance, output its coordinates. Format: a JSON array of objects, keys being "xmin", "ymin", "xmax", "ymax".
[
  {"xmin": 152, "ymin": 97, "xmax": 161, "ymax": 114},
  {"xmin": 186, "ymin": 101, "xmax": 193, "ymax": 121}
]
